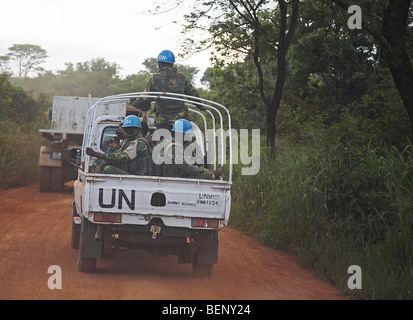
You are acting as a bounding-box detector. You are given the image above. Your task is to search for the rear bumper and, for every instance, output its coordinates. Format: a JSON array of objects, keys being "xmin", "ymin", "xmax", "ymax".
[
  {"xmin": 90, "ymin": 212, "xmax": 226, "ymax": 230},
  {"xmin": 89, "ymin": 222, "xmax": 219, "ymax": 264}
]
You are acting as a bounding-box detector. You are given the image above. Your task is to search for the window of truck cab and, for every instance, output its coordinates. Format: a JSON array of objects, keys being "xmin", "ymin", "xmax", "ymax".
[{"xmin": 100, "ymin": 126, "xmax": 119, "ymax": 152}]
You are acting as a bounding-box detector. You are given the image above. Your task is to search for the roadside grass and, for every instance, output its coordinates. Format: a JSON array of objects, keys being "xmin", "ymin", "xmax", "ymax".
[
  {"xmin": 230, "ymin": 138, "xmax": 413, "ymax": 299},
  {"xmin": 0, "ymin": 121, "xmax": 43, "ymax": 189}
]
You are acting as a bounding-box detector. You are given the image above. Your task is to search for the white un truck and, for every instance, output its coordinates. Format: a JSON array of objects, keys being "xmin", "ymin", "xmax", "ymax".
[{"xmin": 71, "ymin": 93, "xmax": 233, "ymax": 277}]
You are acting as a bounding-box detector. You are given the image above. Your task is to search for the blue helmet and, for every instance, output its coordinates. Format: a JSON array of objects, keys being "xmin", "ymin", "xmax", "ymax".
[
  {"xmin": 157, "ymin": 50, "xmax": 175, "ymax": 64},
  {"xmin": 172, "ymin": 119, "xmax": 193, "ymax": 134},
  {"xmin": 122, "ymin": 115, "xmax": 142, "ymax": 128}
]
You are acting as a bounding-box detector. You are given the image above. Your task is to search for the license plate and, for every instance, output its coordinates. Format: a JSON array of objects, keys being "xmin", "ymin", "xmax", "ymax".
[{"xmin": 50, "ymin": 152, "xmax": 62, "ymax": 160}]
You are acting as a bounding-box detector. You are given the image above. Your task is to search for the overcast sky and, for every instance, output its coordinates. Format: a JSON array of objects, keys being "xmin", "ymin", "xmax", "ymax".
[{"xmin": 0, "ymin": 0, "xmax": 212, "ymax": 85}]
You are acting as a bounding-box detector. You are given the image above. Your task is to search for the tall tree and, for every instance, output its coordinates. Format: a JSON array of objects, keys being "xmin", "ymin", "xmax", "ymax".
[
  {"xmin": 330, "ymin": 0, "xmax": 413, "ymax": 139},
  {"xmin": 1, "ymin": 44, "xmax": 48, "ymax": 78},
  {"xmin": 182, "ymin": 0, "xmax": 299, "ymax": 150},
  {"xmin": 201, "ymin": 58, "xmax": 267, "ymax": 131}
]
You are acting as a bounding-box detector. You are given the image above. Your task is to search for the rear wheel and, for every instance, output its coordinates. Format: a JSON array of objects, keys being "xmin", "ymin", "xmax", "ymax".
[
  {"xmin": 39, "ymin": 166, "xmax": 63, "ymax": 192},
  {"xmin": 50, "ymin": 167, "xmax": 63, "ymax": 192},
  {"xmin": 39, "ymin": 166, "xmax": 51, "ymax": 192}
]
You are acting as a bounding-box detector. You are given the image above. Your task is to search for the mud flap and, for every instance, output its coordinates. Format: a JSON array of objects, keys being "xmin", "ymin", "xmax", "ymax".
[
  {"xmin": 72, "ymin": 202, "xmax": 81, "ymax": 233},
  {"xmin": 79, "ymin": 217, "xmax": 102, "ymax": 258},
  {"xmin": 197, "ymin": 238, "xmax": 218, "ymax": 264},
  {"xmin": 71, "ymin": 202, "xmax": 81, "ymax": 249}
]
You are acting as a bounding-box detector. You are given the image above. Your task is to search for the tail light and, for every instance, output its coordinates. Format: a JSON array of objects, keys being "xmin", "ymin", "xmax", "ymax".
[
  {"xmin": 94, "ymin": 213, "xmax": 122, "ymax": 223},
  {"xmin": 191, "ymin": 218, "xmax": 220, "ymax": 229}
]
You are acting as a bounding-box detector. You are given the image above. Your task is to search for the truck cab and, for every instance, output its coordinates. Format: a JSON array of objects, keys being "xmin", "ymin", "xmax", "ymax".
[{"xmin": 72, "ymin": 93, "xmax": 233, "ymax": 277}]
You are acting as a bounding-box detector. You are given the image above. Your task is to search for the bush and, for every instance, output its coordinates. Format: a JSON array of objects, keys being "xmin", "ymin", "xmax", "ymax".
[
  {"xmin": 230, "ymin": 133, "xmax": 413, "ymax": 299},
  {"xmin": 0, "ymin": 121, "xmax": 44, "ymax": 189},
  {"xmin": 0, "ymin": 73, "xmax": 49, "ymax": 189},
  {"xmin": 0, "ymin": 73, "xmax": 49, "ymax": 124}
]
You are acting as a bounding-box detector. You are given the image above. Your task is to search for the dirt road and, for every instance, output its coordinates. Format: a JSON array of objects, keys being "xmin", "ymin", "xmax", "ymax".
[{"xmin": 0, "ymin": 183, "xmax": 344, "ymax": 300}]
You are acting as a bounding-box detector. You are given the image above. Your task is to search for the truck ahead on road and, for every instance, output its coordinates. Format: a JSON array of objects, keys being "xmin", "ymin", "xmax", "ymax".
[
  {"xmin": 38, "ymin": 96, "xmax": 118, "ymax": 192},
  {"xmin": 71, "ymin": 93, "xmax": 233, "ymax": 277}
]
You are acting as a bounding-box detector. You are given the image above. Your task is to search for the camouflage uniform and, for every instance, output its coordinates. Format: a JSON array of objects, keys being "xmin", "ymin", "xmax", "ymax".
[
  {"xmin": 133, "ymin": 66, "xmax": 201, "ymax": 127},
  {"xmin": 90, "ymin": 147, "xmax": 110, "ymax": 173},
  {"xmin": 90, "ymin": 144, "xmax": 125, "ymax": 173},
  {"xmin": 162, "ymin": 139, "xmax": 215, "ymax": 180},
  {"xmin": 100, "ymin": 134, "xmax": 152, "ymax": 175}
]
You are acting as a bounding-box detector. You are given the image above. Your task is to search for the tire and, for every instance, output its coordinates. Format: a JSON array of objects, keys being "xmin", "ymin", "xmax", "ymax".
[
  {"xmin": 39, "ymin": 166, "xmax": 51, "ymax": 192},
  {"xmin": 50, "ymin": 167, "xmax": 63, "ymax": 192},
  {"xmin": 39, "ymin": 166, "xmax": 63, "ymax": 192}
]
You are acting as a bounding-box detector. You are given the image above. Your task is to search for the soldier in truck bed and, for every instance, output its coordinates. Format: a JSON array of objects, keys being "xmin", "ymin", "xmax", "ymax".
[
  {"xmin": 130, "ymin": 50, "xmax": 206, "ymax": 128},
  {"xmin": 161, "ymin": 119, "xmax": 223, "ymax": 180},
  {"xmin": 86, "ymin": 115, "xmax": 152, "ymax": 176},
  {"xmin": 89, "ymin": 122, "xmax": 125, "ymax": 173}
]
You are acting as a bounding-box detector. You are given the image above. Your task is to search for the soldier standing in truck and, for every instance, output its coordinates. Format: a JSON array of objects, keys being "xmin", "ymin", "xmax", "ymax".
[{"xmin": 130, "ymin": 50, "xmax": 207, "ymax": 128}]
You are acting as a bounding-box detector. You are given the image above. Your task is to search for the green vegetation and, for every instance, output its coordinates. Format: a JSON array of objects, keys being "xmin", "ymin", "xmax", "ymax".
[
  {"xmin": 0, "ymin": 0, "xmax": 412, "ymax": 299},
  {"xmin": 0, "ymin": 74, "xmax": 47, "ymax": 188},
  {"xmin": 0, "ymin": 120, "xmax": 44, "ymax": 189},
  {"xmin": 193, "ymin": 0, "xmax": 413, "ymax": 299},
  {"xmin": 230, "ymin": 133, "xmax": 413, "ymax": 299},
  {"xmin": 8, "ymin": 57, "xmax": 199, "ymax": 98}
]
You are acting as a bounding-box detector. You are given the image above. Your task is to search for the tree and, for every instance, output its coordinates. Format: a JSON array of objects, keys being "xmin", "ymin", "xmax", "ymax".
[
  {"xmin": 201, "ymin": 57, "xmax": 267, "ymax": 130},
  {"xmin": 1, "ymin": 44, "xmax": 48, "ymax": 78},
  {"xmin": 329, "ymin": 0, "xmax": 413, "ymax": 139},
  {"xmin": 287, "ymin": 1, "xmax": 383, "ymax": 120},
  {"xmin": 0, "ymin": 73, "xmax": 48, "ymax": 123},
  {"xmin": 0, "ymin": 55, "xmax": 10, "ymax": 73},
  {"xmin": 182, "ymin": 0, "xmax": 299, "ymax": 151},
  {"xmin": 50, "ymin": 58, "xmax": 122, "ymax": 97},
  {"xmin": 280, "ymin": 1, "xmax": 410, "ymax": 146}
]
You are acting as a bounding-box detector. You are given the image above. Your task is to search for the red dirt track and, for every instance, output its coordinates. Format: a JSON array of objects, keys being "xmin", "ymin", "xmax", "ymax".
[{"xmin": 0, "ymin": 183, "xmax": 344, "ymax": 300}]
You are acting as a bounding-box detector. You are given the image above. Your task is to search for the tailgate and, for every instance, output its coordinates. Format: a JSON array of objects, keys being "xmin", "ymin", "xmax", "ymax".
[{"xmin": 85, "ymin": 174, "xmax": 231, "ymax": 227}]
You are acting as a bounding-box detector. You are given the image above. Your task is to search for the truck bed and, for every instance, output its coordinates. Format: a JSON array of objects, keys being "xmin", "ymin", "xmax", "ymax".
[{"xmin": 74, "ymin": 172, "xmax": 232, "ymax": 230}]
